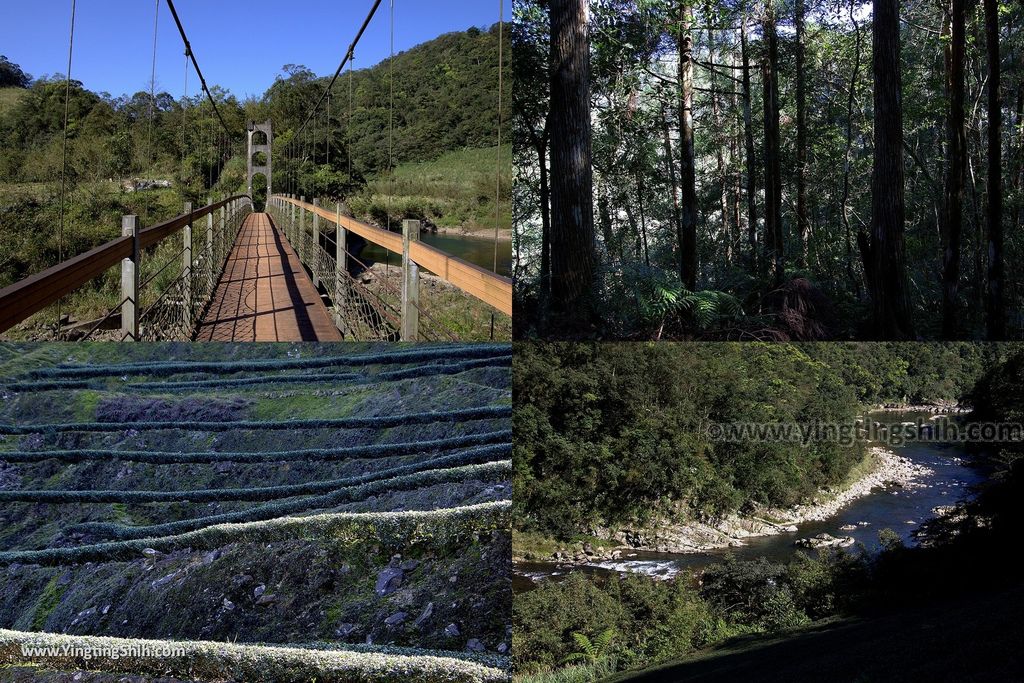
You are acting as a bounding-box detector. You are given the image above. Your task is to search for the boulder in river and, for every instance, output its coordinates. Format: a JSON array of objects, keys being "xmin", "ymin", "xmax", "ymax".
[{"xmin": 795, "ymin": 533, "xmax": 855, "ymax": 549}]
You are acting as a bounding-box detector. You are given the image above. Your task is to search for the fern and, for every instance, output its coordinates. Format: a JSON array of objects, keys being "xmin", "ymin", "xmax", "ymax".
[{"xmin": 558, "ymin": 628, "xmax": 615, "ymax": 666}]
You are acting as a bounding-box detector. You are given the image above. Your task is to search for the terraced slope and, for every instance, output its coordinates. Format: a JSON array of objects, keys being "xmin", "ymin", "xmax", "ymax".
[{"xmin": 0, "ymin": 343, "xmax": 512, "ymax": 682}]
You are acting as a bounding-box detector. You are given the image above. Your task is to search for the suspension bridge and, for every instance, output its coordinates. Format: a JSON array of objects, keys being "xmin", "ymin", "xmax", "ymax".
[{"xmin": 0, "ymin": 0, "xmax": 510, "ymax": 342}]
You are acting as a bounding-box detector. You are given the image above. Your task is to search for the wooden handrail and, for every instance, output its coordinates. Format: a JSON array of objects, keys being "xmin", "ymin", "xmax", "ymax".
[
  {"xmin": 0, "ymin": 195, "xmax": 249, "ymax": 333},
  {"xmin": 272, "ymin": 195, "xmax": 512, "ymax": 316}
]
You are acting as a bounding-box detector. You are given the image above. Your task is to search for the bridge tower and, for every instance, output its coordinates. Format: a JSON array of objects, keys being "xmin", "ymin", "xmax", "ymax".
[{"xmin": 247, "ymin": 120, "xmax": 272, "ymax": 203}]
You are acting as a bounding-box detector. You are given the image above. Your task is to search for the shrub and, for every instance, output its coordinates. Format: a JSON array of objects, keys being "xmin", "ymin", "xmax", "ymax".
[
  {"xmin": 27, "ymin": 343, "xmax": 510, "ymax": 380},
  {"xmin": 0, "ymin": 500, "xmax": 511, "ymax": 568},
  {"xmin": 0, "ymin": 628, "xmax": 509, "ymax": 682},
  {"xmin": 68, "ymin": 458, "xmax": 511, "ymax": 541},
  {"xmin": 0, "ymin": 442, "xmax": 510, "ymax": 504},
  {"xmin": 0, "ymin": 428, "xmax": 511, "ymax": 465},
  {"xmin": 0, "ymin": 404, "xmax": 511, "ymax": 435}
]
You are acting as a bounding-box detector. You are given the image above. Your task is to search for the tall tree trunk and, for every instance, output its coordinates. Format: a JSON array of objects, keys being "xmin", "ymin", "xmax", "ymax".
[
  {"xmin": 549, "ymin": 0, "xmax": 597, "ymax": 328},
  {"xmin": 795, "ymin": 0, "xmax": 809, "ymax": 268},
  {"xmin": 859, "ymin": 0, "xmax": 915, "ymax": 339},
  {"xmin": 984, "ymin": 0, "xmax": 1004, "ymax": 339},
  {"xmin": 740, "ymin": 12, "xmax": 758, "ymax": 271},
  {"xmin": 529, "ymin": 127, "xmax": 552, "ymax": 307},
  {"xmin": 762, "ymin": 1, "xmax": 783, "ymax": 286},
  {"xmin": 730, "ymin": 51, "xmax": 743, "ymax": 258},
  {"xmin": 708, "ymin": 15, "xmax": 730, "ymax": 265},
  {"xmin": 840, "ymin": 0, "xmax": 863, "ymax": 299},
  {"xmin": 661, "ymin": 103, "xmax": 683, "ymax": 251},
  {"xmin": 678, "ymin": 0, "xmax": 698, "ymax": 290},
  {"xmin": 941, "ymin": 0, "xmax": 966, "ymax": 338}
]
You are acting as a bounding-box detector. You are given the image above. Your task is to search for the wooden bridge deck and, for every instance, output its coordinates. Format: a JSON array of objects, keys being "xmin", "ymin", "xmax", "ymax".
[{"xmin": 194, "ymin": 213, "xmax": 342, "ymax": 342}]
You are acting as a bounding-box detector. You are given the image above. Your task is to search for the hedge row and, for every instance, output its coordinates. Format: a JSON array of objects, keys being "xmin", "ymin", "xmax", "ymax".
[
  {"xmin": 0, "ymin": 443, "xmax": 510, "ymax": 503},
  {"xmin": 0, "ymin": 499, "xmax": 511, "ymax": 568},
  {"xmin": 131, "ymin": 355, "xmax": 512, "ymax": 391},
  {"xmin": 27, "ymin": 344, "xmax": 512, "ymax": 380},
  {"xmin": 1, "ymin": 355, "xmax": 512, "ymax": 394},
  {"xmin": 0, "ymin": 404, "xmax": 511, "ymax": 435},
  {"xmin": 0, "ymin": 429, "xmax": 512, "ymax": 464},
  {"xmin": 0, "ymin": 625, "xmax": 509, "ymax": 682},
  {"xmin": 69, "ymin": 459, "xmax": 511, "ymax": 540}
]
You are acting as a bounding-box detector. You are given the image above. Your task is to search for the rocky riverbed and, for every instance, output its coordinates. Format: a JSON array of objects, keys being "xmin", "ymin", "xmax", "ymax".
[{"xmin": 531, "ymin": 447, "xmax": 934, "ymax": 565}]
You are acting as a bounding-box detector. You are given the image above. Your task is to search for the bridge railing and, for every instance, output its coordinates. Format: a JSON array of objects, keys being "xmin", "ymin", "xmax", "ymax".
[
  {"xmin": 268, "ymin": 194, "xmax": 512, "ymax": 341},
  {"xmin": 0, "ymin": 195, "xmax": 252, "ymax": 340}
]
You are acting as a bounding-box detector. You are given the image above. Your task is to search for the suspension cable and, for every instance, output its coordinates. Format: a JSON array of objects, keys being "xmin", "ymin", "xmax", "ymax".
[
  {"xmin": 293, "ymin": 0, "xmax": 384, "ymax": 141},
  {"xmin": 145, "ymin": 0, "xmax": 158, "ymax": 215},
  {"xmin": 348, "ymin": 52, "xmax": 354, "ymax": 180},
  {"xmin": 387, "ymin": 0, "xmax": 394, "ymax": 273},
  {"xmin": 492, "ymin": 0, "xmax": 504, "ymax": 274},
  {"xmin": 55, "ymin": 0, "xmax": 77, "ymax": 335},
  {"xmin": 164, "ymin": 0, "xmax": 233, "ymax": 138}
]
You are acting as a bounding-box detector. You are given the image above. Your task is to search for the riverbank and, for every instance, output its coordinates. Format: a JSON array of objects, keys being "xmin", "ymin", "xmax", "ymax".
[
  {"xmin": 434, "ymin": 226, "xmax": 512, "ymax": 241},
  {"xmin": 514, "ymin": 447, "xmax": 933, "ymax": 564},
  {"xmin": 871, "ymin": 401, "xmax": 967, "ymax": 414}
]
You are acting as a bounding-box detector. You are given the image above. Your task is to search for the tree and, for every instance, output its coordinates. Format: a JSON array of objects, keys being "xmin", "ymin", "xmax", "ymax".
[
  {"xmin": 941, "ymin": 0, "xmax": 967, "ymax": 338},
  {"xmin": 678, "ymin": 0, "xmax": 699, "ymax": 290},
  {"xmin": 984, "ymin": 0, "xmax": 1004, "ymax": 340},
  {"xmin": 740, "ymin": 10, "xmax": 758, "ymax": 268},
  {"xmin": 762, "ymin": 0, "xmax": 783, "ymax": 286},
  {"xmin": 0, "ymin": 56, "xmax": 31, "ymax": 88},
  {"xmin": 795, "ymin": 0, "xmax": 809, "ymax": 267},
  {"xmin": 549, "ymin": 0, "xmax": 598, "ymax": 328},
  {"xmin": 860, "ymin": 0, "xmax": 915, "ymax": 339}
]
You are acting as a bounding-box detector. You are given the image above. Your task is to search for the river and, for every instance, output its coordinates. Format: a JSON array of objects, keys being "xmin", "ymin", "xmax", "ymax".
[
  {"xmin": 514, "ymin": 411, "xmax": 987, "ymax": 591},
  {"xmin": 360, "ymin": 231, "xmax": 512, "ymax": 277}
]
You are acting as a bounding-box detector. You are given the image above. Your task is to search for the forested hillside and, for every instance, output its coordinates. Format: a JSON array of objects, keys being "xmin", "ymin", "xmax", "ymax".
[
  {"xmin": 514, "ymin": 345, "xmax": 1024, "ymax": 681},
  {"xmin": 0, "ymin": 24, "xmax": 508, "ymax": 290},
  {"xmin": 514, "ymin": 0, "xmax": 1024, "ymax": 340},
  {"xmin": 513, "ymin": 342, "xmax": 1006, "ymax": 538}
]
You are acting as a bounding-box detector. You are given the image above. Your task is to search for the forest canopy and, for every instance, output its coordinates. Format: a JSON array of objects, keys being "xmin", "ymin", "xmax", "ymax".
[
  {"xmin": 513, "ymin": 0, "xmax": 1024, "ymax": 341},
  {"xmin": 513, "ymin": 342, "xmax": 1008, "ymax": 538}
]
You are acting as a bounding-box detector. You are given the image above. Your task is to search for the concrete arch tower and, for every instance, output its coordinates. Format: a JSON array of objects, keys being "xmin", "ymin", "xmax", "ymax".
[{"xmin": 247, "ymin": 120, "xmax": 272, "ymax": 201}]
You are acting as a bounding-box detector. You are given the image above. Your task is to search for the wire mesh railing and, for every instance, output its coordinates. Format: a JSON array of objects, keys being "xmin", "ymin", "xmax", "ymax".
[
  {"xmin": 267, "ymin": 195, "xmax": 511, "ymax": 342},
  {"xmin": 0, "ymin": 195, "xmax": 251, "ymax": 341}
]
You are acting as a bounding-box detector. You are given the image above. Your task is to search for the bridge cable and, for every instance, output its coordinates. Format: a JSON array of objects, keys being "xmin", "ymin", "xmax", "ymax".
[
  {"xmin": 181, "ymin": 51, "xmax": 188, "ymax": 173},
  {"xmin": 386, "ymin": 0, "xmax": 395, "ymax": 274},
  {"xmin": 55, "ymin": 0, "xmax": 77, "ymax": 336},
  {"xmin": 348, "ymin": 53, "xmax": 354, "ymax": 180},
  {"xmin": 164, "ymin": 0, "xmax": 233, "ymax": 139},
  {"xmin": 145, "ymin": 0, "xmax": 160, "ymax": 217},
  {"xmin": 489, "ymin": 0, "xmax": 506, "ymax": 340},
  {"xmin": 492, "ymin": 0, "xmax": 505, "ymax": 275},
  {"xmin": 292, "ymin": 0, "xmax": 383, "ymax": 142}
]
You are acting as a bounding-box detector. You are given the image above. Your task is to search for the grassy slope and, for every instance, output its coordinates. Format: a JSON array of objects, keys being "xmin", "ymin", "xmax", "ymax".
[
  {"xmin": 350, "ymin": 146, "xmax": 511, "ymax": 236},
  {"xmin": 0, "ymin": 344, "xmax": 512, "ymax": 671},
  {"xmin": 606, "ymin": 585, "xmax": 1024, "ymax": 683}
]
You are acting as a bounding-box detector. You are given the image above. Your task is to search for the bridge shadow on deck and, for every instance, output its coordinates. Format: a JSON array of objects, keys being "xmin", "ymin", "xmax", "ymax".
[{"xmin": 194, "ymin": 213, "xmax": 342, "ymax": 342}]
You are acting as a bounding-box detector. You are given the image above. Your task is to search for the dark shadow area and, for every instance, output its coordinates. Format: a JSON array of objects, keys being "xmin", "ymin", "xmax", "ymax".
[{"xmin": 609, "ymin": 585, "xmax": 1024, "ymax": 682}]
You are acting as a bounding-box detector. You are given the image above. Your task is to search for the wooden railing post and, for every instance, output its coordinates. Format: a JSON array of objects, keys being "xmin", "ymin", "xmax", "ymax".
[
  {"xmin": 182, "ymin": 201, "xmax": 193, "ymax": 333},
  {"xmin": 219, "ymin": 199, "xmax": 226, "ymax": 267},
  {"xmin": 334, "ymin": 202, "xmax": 348, "ymax": 330},
  {"xmin": 299, "ymin": 195, "xmax": 307, "ymax": 261},
  {"xmin": 206, "ymin": 196, "xmax": 214, "ymax": 288},
  {"xmin": 120, "ymin": 215, "xmax": 140, "ymax": 341},
  {"xmin": 312, "ymin": 198, "xmax": 321, "ymax": 287},
  {"xmin": 401, "ymin": 219, "xmax": 421, "ymax": 342}
]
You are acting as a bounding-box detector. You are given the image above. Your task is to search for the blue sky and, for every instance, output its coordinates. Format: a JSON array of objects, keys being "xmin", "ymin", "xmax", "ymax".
[{"xmin": 1, "ymin": 0, "xmax": 509, "ymax": 99}]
